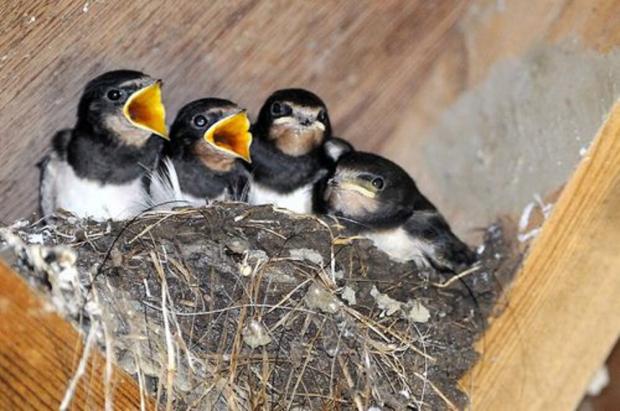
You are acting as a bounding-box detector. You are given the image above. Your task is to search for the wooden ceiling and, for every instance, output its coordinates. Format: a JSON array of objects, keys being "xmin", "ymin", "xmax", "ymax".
[{"xmin": 0, "ymin": 0, "xmax": 466, "ymax": 222}]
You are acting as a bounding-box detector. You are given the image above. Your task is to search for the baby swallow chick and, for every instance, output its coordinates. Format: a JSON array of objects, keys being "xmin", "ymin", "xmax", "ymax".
[
  {"xmin": 323, "ymin": 151, "xmax": 476, "ymax": 271},
  {"xmin": 248, "ymin": 88, "xmax": 333, "ymax": 214},
  {"xmin": 40, "ymin": 70, "xmax": 168, "ymax": 221},
  {"xmin": 149, "ymin": 98, "xmax": 252, "ymax": 208}
]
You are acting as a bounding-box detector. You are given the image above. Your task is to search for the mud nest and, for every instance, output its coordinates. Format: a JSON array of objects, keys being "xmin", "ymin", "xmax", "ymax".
[{"xmin": 0, "ymin": 203, "xmax": 520, "ymax": 410}]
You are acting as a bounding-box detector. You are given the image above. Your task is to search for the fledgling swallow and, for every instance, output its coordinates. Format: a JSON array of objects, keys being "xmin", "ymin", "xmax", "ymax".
[
  {"xmin": 148, "ymin": 98, "xmax": 252, "ymax": 208},
  {"xmin": 322, "ymin": 151, "xmax": 476, "ymax": 271},
  {"xmin": 247, "ymin": 88, "xmax": 334, "ymax": 214},
  {"xmin": 39, "ymin": 70, "xmax": 169, "ymax": 221}
]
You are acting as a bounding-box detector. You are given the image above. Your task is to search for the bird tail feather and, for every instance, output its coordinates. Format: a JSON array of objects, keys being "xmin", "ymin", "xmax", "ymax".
[
  {"xmin": 147, "ymin": 158, "xmax": 189, "ymax": 210},
  {"xmin": 407, "ymin": 210, "xmax": 477, "ymax": 272}
]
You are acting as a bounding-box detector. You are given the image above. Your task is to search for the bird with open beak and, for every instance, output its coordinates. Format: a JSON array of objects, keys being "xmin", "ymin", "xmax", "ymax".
[
  {"xmin": 322, "ymin": 150, "xmax": 476, "ymax": 272},
  {"xmin": 39, "ymin": 70, "xmax": 169, "ymax": 221},
  {"xmin": 247, "ymin": 88, "xmax": 334, "ymax": 214},
  {"xmin": 148, "ymin": 98, "xmax": 252, "ymax": 209}
]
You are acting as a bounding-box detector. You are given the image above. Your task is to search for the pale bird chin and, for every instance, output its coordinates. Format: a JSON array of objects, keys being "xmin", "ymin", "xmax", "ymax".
[
  {"xmin": 328, "ymin": 187, "xmax": 380, "ymax": 219},
  {"xmin": 105, "ymin": 114, "xmax": 151, "ymax": 147},
  {"xmin": 326, "ymin": 189, "xmax": 347, "ymax": 215},
  {"xmin": 270, "ymin": 123, "xmax": 324, "ymax": 156}
]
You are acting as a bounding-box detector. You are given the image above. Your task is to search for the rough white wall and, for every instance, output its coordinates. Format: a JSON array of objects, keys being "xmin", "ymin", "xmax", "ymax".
[{"xmin": 394, "ymin": 42, "xmax": 620, "ymax": 240}]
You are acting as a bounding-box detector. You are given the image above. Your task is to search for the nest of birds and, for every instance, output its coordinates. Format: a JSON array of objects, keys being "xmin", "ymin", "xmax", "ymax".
[{"xmin": 1, "ymin": 204, "xmax": 520, "ymax": 410}]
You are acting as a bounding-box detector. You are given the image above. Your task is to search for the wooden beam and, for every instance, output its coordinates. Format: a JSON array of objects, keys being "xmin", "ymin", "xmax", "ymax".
[
  {"xmin": 0, "ymin": 0, "xmax": 467, "ymax": 223},
  {"xmin": 0, "ymin": 261, "xmax": 152, "ymax": 410},
  {"xmin": 461, "ymin": 101, "xmax": 620, "ymax": 409}
]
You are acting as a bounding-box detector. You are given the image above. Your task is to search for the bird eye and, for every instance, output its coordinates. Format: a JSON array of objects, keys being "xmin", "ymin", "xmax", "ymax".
[
  {"xmin": 271, "ymin": 101, "xmax": 292, "ymax": 117},
  {"xmin": 271, "ymin": 102, "xmax": 283, "ymax": 116},
  {"xmin": 193, "ymin": 115, "xmax": 208, "ymax": 128},
  {"xmin": 371, "ymin": 177, "xmax": 385, "ymax": 190},
  {"xmin": 317, "ymin": 109, "xmax": 327, "ymax": 123},
  {"xmin": 106, "ymin": 89, "xmax": 122, "ymax": 101}
]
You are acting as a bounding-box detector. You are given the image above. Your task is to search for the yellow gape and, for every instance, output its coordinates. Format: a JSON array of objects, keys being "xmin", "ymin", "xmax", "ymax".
[
  {"xmin": 123, "ymin": 80, "xmax": 169, "ymax": 139},
  {"xmin": 203, "ymin": 111, "xmax": 253, "ymax": 163}
]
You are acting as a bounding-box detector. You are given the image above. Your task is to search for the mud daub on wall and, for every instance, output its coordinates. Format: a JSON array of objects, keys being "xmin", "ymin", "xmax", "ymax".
[{"xmin": 413, "ymin": 42, "xmax": 620, "ymax": 239}]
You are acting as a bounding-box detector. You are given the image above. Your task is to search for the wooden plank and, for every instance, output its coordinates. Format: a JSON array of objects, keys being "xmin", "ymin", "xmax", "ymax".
[
  {"xmin": 0, "ymin": 0, "xmax": 467, "ymax": 223},
  {"xmin": 461, "ymin": 101, "xmax": 620, "ymax": 410},
  {"xmin": 0, "ymin": 260, "xmax": 152, "ymax": 410}
]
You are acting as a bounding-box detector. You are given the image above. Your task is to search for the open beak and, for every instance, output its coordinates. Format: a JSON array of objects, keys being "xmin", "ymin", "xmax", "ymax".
[
  {"xmin": 123, "ymin": 80, "xmax": 169, "ymax": 139},
  {"xmin": 203, "ymin": 111, "xmax": 252, "ymax": 162}
]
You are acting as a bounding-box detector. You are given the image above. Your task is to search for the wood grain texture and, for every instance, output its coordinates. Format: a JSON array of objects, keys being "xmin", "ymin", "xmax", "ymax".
[
  {"xmin": 460, "ymin": 101, "xmax": 620, "ymax": 410},
  {"xmin": 0, "ymin": 260, "xmax": 152, "ymax": 410},
  {"xmin": 0, "ymin": 0, "xmax": 467, "ymax": 222},
  {"xmin": 2, "ymin": 0, "xmax": 619, "ymax": 236}
]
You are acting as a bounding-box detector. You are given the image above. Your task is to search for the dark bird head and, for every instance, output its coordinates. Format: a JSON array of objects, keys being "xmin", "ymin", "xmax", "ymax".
[
  {"xmin": 254, "ymin": 88, "xmax": 331, "ymax": 156},
  {"xmin": 168, "ymin": 98, "xmax": 252, "ymax": 170},
  {"xmin": 324, "ymin": 152, "xmax": 427, "ymax": 228},
  {"xmin": 76, "ymin": 70, "xmax": 168, "ymax": 146}
]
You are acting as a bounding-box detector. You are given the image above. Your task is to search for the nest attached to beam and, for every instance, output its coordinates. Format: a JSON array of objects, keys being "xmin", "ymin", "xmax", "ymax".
[{"xmin": 0, "ymin": 204, "xmax": 520, "ymax": 410}]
